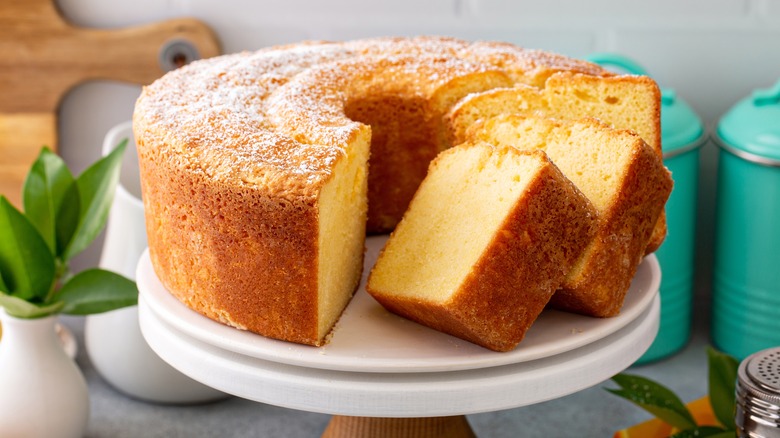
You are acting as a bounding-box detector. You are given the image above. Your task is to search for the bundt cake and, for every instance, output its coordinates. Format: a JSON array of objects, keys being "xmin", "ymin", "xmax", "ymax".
[
  {"xmin": 466, "ymin": 114, "xmax": 673, "ymax": 317},
  {"xmin": 366, "ymin": 144, "xmax": 597, "ymax": 352},
  {"xmin": 133, "ymin": 36, "xmax": 661, "ymax": 347}
]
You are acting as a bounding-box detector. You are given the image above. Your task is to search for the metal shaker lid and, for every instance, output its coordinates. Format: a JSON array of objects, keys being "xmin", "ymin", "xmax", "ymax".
[
  {"xmin": 586, "ymin": 53, "xmax": 705, "ymax": 157},
  {"xmin": 738, "ymin": 346, "xmax": 780, "ymax": 406},
  {"xmin": 736, "ymin": 347, "xmax": 780, "ymax": 436},
  {"xmin": 716, "ymin": 79, "xmax": 780, "ymax": 164}
]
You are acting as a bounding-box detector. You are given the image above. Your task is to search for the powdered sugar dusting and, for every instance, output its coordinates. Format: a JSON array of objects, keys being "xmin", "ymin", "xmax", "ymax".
[{"xmin": 134, "ymin": 36, "xmax": 611, "ymax": 194}]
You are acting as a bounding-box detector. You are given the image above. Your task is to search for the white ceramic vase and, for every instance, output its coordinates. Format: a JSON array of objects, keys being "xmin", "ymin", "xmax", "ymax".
[
  {"xmin": 85, "ymin": 121, "xmax": 225, "ymax": 404},
  {"xmin": 0, "ymin": 310, "xmax": 89, "ymax": 438}
]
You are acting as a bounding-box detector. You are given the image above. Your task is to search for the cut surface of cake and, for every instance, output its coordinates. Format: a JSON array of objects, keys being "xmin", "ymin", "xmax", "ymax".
[
  {"xmin": 467, "ymin": 114, "xmax": 673, "ymax": 317},
  {"xmin": 366, "ymin": 143, "xmax": 597, "ymax": 352}
]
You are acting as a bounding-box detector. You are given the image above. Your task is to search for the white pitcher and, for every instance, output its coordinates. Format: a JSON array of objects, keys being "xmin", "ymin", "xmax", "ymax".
[{"xmin": 85, "ymin": 121, "xmax": 226, "ymax": 404}]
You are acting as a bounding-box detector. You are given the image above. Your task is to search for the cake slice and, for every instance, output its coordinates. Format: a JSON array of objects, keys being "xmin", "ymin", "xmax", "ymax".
[
  {"xmin": 366, "ymin": 143, "xmax": 597, "ymax": 352},
  {"xmin": 467, "ymin": 114, "xmax": 673, "ymax": 317},
  {"xmin": 445, "ymin": 73, "xmax": 667, "ymax": 254}
]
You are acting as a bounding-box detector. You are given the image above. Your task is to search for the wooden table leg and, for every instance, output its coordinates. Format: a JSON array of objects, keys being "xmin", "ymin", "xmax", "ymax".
[{"xmin": 322, "ymin": 415, "xmax": 476, "ymax": 438}]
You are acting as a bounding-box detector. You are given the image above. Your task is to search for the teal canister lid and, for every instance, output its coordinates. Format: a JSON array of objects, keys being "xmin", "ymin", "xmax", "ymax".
[
  {"xmin": 715, "ymin": 79, "xmax": 780, "ymax": 165},
  {"xmin": 586, "ymin": 53, "xmax": 705, "ymax": 158},
  {"xmin": 660, "ymin": 89, "xmax": 705, "ymax": 157}
]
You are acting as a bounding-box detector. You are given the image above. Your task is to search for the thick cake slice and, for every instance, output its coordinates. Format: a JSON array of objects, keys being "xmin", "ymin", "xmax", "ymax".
[
  {"xmin": 366, "ymin": 143, "xmax": 597, "ymax": 352},
  {"xmin": 467, "ymin": 114, "xmax": 673, "ymax": 317}
]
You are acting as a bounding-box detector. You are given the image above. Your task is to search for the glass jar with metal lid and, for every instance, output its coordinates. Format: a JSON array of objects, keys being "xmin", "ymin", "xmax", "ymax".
[{"xmin": 712, "ymin": 79, "xmax": 780, "ymax": 361}]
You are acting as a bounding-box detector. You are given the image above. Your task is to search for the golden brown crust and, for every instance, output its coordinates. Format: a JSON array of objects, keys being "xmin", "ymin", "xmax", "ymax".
[
  {"xmin": 370, "ymin": 147, "xmax": 597, "ymax": 352},
  {"xmin": 138, "ymin": 138, "xmax": 325, "ymax": 344}
]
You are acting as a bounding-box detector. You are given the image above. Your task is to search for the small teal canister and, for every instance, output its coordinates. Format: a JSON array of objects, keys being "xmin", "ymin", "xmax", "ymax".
[
  {"xmin": 712, "ymin": 79, "xmax": 780, "ymax": 361},
  {"xmin": 587, "ymin": 54, "xmax": 706, "ymax": 364}
]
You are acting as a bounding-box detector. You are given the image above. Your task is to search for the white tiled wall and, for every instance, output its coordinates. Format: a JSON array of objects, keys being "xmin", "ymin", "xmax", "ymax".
[{"xmin": 56, "ymin": 0, "xmax": 780, "ymax": 297}]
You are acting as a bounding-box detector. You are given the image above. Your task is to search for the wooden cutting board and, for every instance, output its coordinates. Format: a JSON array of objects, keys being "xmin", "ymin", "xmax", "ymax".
[{"xmin": 0, "ymin": 0, "xmax": 220, "ymax": 207}]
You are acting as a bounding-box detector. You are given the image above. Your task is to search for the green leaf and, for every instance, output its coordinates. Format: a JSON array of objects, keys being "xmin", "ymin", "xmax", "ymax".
[
  {"xmin": 0, "ymin": 291, "xmax": 64, "ymax": 318},
  {"xmin": 22, "ymin": 147, "xmax": 76, "ymax": 254},
  {"xmin": 608, "ymin": 373, "xmax": 697, "ymax": 430},
  {"xmin": 670, "ymin": 426, "xmax": 732, "ymax": 438},
  {"xmin": 0, "ymin": 269, "xmax": 8, "ymax": 294},
  {"xmin": 61, "ymin": 140, "xmax": 126, "ymax": 262},
  {"xmin": 707, "ymin": 347, "xmax": 739, "ymax": 429},
  {"xmin": 55, "ymin": 182, "xmax": 81, "ymax": 258},
  {"xmin": 0, "ymin": 196, "xmax": 56, "ymax": 301},
  {"xmin": 57, "ymin": 268, "xmax": 137, "ymax": 315}
]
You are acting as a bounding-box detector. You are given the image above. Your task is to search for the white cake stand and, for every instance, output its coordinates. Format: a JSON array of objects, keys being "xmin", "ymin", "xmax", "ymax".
[{"xmin": 138, "ymin": 237, "xmax": 661, "ymax": 437}]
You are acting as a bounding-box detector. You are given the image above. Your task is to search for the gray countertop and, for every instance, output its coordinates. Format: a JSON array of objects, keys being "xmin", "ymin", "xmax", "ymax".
[{"xmin": 60, "ymin": 305, "xmax": 714, "ymax": 438}]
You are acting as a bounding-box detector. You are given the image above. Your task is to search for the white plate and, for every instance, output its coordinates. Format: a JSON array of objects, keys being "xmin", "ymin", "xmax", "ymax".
[
  {"xmin": 137, "ymin": 236, "xmax": 660, "ymax": 373},
  {"xmin": 139, "ymin": 293, "xmax": 660, "ymax": 417}
]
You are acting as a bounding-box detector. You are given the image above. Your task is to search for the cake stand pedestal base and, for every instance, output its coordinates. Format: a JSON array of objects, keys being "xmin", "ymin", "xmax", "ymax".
[{"xmin": 322, "ymin": 415, "xmax": 475, "ymax": 438}]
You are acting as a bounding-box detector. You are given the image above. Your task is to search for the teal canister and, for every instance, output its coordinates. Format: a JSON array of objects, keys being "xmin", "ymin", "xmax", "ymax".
[
  {"xmin": 712, "ymin": 79, "xmax": 780, "ymax": 361},
  {"xmin": 587, "ymin": 54, "xmax": 705, "ymax": 364}
]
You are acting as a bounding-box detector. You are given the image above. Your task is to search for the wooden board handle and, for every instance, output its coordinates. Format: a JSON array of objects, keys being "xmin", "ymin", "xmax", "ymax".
[
  {"xmin": 0, "ymin": 17, "xmax": 221, "ymax": 113},
  {"xmin": 0, "ymin": 0, "xmax": 221, "ymax": 207},
  {"xmin": 73, "ymin": 18, "xmax": 221, "ymax": 87}
]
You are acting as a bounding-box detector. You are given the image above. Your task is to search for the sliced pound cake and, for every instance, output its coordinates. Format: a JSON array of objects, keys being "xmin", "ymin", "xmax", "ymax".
[
  {"xmin": 445, "ymin": 73, "xmax": 667, "ymax": 254},
  {"xmin": 467, "ymin": 114, "xmax": 673, "ymax": 317},
  {"xmin": 366, "ymin": 143, "xmax": 597, "ymax": 352}
]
